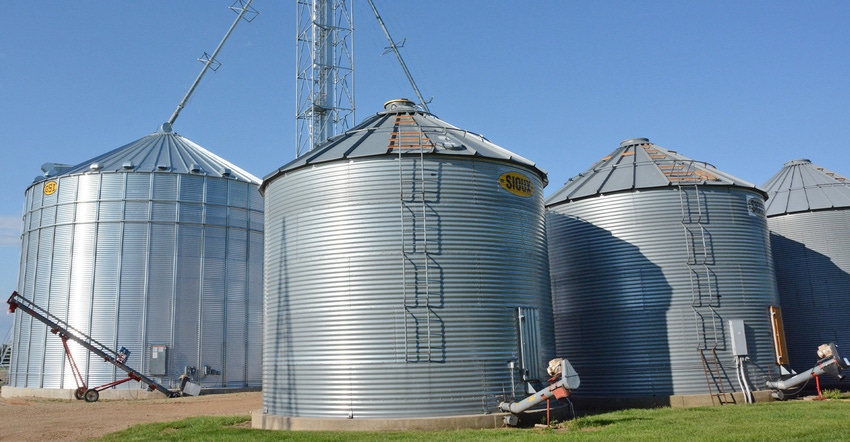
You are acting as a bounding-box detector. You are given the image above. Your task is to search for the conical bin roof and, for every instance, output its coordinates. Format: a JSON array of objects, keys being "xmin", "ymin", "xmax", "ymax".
[
  {"xmin": 546, "ymin": 137, "xmax": 763, "ymax": 206},
  {"xmin": 37, "ymin": 123, "xmax": 259, "ymax": 183},
  {"xmin": 762, "ymin": 159, "xmax": 850, "ymax": 216},
  {"xmin": 262, "ymin": 98, "xmax": 546, "ymax": 192}
]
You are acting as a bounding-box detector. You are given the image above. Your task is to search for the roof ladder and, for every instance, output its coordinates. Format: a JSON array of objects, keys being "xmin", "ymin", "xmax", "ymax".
[
  {"xmin": 678, "ymin": 182, "xmax": 733, "ymax": 405},
  {"xmin": 396, "ymin": 115, "xmax": 442, "ymax": 363}
]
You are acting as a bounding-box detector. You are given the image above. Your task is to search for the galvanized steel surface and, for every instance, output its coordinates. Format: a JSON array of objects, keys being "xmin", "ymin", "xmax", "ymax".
[
  {"xmin": 41, "ymin": 125, "xmax": 260, "ymax": 182},
  {"xmin": 263, "ymin": 99, "xmax": 546, "ymax": 187},
  {"xmin": 762, "ymin": 159, "xmax": 850, "ymax": 216},
  {"xmin": 10, "ymin": 132, "xmax": 263, "ymax": 391},
  {"xmin": 763, "ymin": 159, "xmax": 850, "ymax": 387},
  {"xmin": 263, "ymin": 155, "xmax": 553, "ymax": 418},
  {"xmin": 547, "ymin": 185, "xmax": 780, "ymax": 397},
  {"xmin": 768, "ymin": 209, "xmax": 850, "ymax": 386},
  {"xmin": 546, "ymin": 138, "xmax": 763, "ymax": 205}
]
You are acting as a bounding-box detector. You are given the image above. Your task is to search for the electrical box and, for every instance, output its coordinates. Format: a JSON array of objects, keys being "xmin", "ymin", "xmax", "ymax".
[
  {"xmin": 729, "ymin": 320, "xmax": 748, "ymax": 356},
  {"xmin": 149, "ymin": 344, "xmax": 168, "ymax": 376},
  {"xmin": 182, "ymin": 380, "xmax": 202, "ymax": 396}
]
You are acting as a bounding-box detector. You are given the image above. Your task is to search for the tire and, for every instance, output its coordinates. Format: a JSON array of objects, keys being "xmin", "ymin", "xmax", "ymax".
[
  {"xmin": 74, "ymin": 388, "xmax": 85, "ymax": 400},
  {"xmin": 84, "ymin": 389, "xmax": 99, "ymax": 403}
]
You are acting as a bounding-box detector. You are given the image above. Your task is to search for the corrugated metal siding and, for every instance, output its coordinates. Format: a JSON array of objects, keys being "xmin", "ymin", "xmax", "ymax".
[
  {"xmin": 547, "ymin": 186, "xmax": 780, "ymax": 397},
  {"xmin": 201, "ymin": 226, "xmax": 226, "ymax": 379},
  {"xmin": 11, "ymin": 172, "xmax": 263, "ymax": 391},
  {"xmin": 263, "ymin": 156, "xmax": 553, "ymax": 418},
  {"xmin": 174, "ymin": 225, "xmax": 202, "ymax": 380},
  {"xmin": 46, "ymin": 224, "xmax": 72, "ymax": 388},
  {"xmin": 90, "ymin": 222, "xmax": 121, "ymax": 385},
  {"xmin": 768, "ymin": 209, "xmax": 850, "ymax": 387},
  {"xmin": 223, "ymin": 228, "xmax": 248, "ymax": 385},
  {"xmin": 146, "ymin": 223, "xmax": 176, "ymax": 357},
  {"xmin": 246, "ymin": 230, "xmax": 264, "ymax": 384},
  {"xmin": 119, "ymin": 223, "xmax": 148, "ymax": 374},
  {"xmin": 68, "ymin": 220, "xmax": 95, "ymax": 384}
]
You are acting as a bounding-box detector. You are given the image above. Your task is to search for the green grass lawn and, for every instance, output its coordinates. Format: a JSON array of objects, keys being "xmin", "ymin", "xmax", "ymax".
[{"xmin": 95, "ymin": 400, "xmax": 850, "ymax": 442}]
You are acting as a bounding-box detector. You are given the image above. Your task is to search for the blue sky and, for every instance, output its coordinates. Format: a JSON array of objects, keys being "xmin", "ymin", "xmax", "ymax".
[{"xmin": 2, "ymin": 0, "xmax": 849, "ymax": 335}]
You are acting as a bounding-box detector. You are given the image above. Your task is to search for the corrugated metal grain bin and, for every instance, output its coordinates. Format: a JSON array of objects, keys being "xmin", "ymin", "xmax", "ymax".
[
  {"xmin": 545, "ymin": 138, "xmax": 780, "ymax": 402},
  {"xmin": 9, "ymin": 123, "xmax": 263, "ymax": 393},
  {"xmin": 260, "ymin": 99, "xmax": 554, "ymax": 421},
  {"xmin": 763, "ymin": 159, "xmax": 850, "ymax": 387}
]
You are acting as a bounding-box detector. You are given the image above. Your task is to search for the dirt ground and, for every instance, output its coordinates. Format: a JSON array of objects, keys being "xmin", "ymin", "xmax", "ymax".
[{"xmin": 0, "ymin": 388, "xmax": 261, "ymax": 442}]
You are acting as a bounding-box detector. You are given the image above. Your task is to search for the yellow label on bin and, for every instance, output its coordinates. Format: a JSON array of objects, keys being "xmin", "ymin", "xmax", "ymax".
[
  {"xmin": 43, "ymin": 181, "xmax": 58, "ymax": 195},
  {"xmin": 498, "ymin": 172, "xmax": 534, "ymax": 197}
]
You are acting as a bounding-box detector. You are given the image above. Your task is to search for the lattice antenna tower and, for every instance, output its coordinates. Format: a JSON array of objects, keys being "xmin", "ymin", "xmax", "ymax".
[{"xmin": 296, "ymin": 0, "xmax": 355, "ymax": 157}]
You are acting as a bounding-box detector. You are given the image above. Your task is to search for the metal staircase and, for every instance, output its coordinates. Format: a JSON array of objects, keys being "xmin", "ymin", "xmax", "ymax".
[
  {"xmin": 678, "ymin": 175, "xmax": 733, "ymax": 405},
  {"xmin": 392, "ymin": 114, "xmax": 443, "ymax": 363},
  {"xmin": 1, "ymin": 323, "xmax": 11, "ymax": 371},
  {"xmin": 0, "ymin": 344, "xmax": 9, "ymax": 370}
]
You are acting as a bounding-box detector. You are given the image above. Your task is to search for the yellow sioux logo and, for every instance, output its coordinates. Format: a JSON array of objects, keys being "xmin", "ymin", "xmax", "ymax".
[{"xmin": 498, "ymin": 172, "xmax": 534, "ymax": 197}]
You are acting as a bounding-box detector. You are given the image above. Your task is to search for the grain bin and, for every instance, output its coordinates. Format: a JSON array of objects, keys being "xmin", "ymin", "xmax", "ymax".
[
  {"xmin": 258, "ymin": 99, "xmax": 553, "ymax": 428},
  {"xmin": 546, "ymin": 138, "xmax": 780, "ymax": 406},
  {"xmin": 8, "ymin": 123, "xmax": 263, "ymax": 396},
  {"xmin": 763, "ymin": 159, "xmax": 850, "ymax": 388}
]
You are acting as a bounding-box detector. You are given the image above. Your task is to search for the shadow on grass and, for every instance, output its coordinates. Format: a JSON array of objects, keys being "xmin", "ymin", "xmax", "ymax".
[
  {"xmin": 95, "ymin": 416, "xmax": 252, "ymax": 442},
  {"xmin": 95, "ymin": 402, "xmax": 850, "ymax": 441},
  {"xmin": 569, "ymin": 414, "xmax": 651, "ymax": 431},
  {"xmin": 583, "ymin": 416, "xmax": 650, "ymax": 426}
]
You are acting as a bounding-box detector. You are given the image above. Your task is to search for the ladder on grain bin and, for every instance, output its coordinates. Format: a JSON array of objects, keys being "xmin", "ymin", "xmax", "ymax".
[
  {"xmin": 6, "ymin": 291, "xmax": 178, "ymax": 402},
  {"xmin": 393, "ymin": 110, "xmax": 444, "ymax": 363},
  {"xmin": 674, "ymin": 169, "xmax": 733, "ymax": 406}
]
